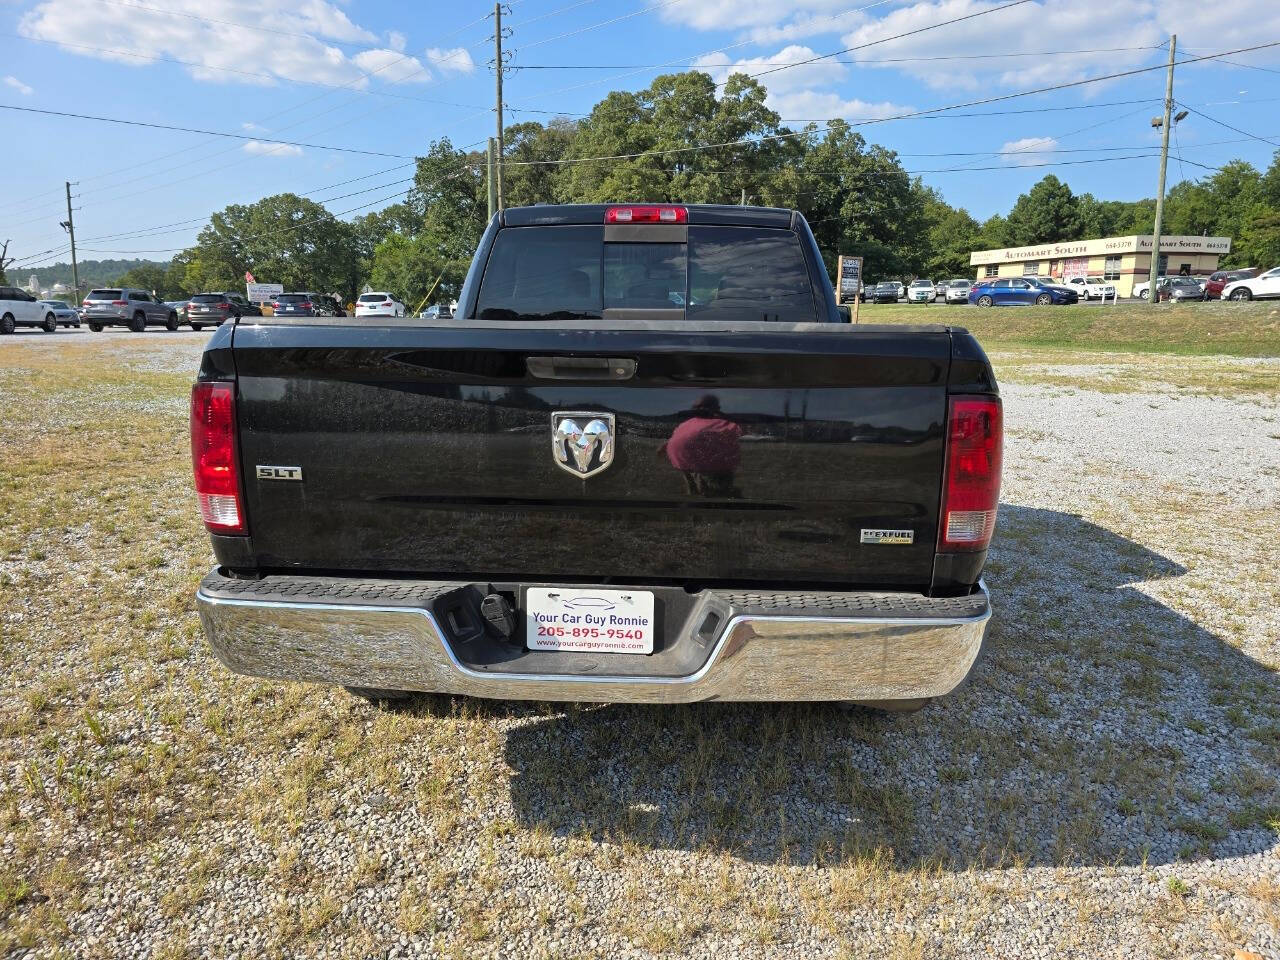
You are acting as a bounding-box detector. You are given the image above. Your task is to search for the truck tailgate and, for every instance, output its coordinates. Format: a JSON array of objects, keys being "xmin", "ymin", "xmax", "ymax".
[{"xmin": 230, "ymin": 322, "xmax": 950, "ymax": 588}]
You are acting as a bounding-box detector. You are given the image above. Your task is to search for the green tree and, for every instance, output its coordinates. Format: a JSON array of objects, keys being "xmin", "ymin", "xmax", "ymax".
[
  {"xmin": 185, "ymin": 193, "xmax": 359, "ymax": 298},
  {"xmin": 920, "ymin": 191, "xmax": 980, "ymax": 278},
  {"xmin": 796, "ymin": 120, "xmax": 926, "ymax": 281},
  {"xmin": 1004, "ymin": 175, "xmax": 1081, "ymax": 245},
  {"xmin": 1235, "ymin": 210, "xmax": 1280, "ymax": 268},
  {"xmin": 116, "ymin": 262, "xmax": 175, "ymax": 299}
]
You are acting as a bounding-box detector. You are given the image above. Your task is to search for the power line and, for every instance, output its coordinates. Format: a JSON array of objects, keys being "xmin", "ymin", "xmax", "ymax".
[
  {"xmin": 516, "ymin": 0, "xmax": 687, "ymax": 52},
  {"xmin": 512, "ymin": 45, "xmax": 1165, "ymax": 68},
  {"xmin": 1177, "ymin": 103, "xmax": 1280, "ymax": 149},
  {"xmin": 0, "ymin": 104, "xmax": 418, "ymax": 158}
]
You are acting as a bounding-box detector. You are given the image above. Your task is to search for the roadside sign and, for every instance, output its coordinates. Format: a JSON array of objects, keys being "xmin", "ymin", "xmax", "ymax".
[
  {"xmin": 835, "ymin": 255, "xmax": 863, "ymax": 323},
  {"xmin": 246, "ymin": 282, "xmax": 283, "ymax": 303}
]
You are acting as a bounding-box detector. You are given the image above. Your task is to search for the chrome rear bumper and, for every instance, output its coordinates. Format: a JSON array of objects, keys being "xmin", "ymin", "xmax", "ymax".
[{"xmin": 196, "ymin": 570, "xmax": 991, "ymax": 704}]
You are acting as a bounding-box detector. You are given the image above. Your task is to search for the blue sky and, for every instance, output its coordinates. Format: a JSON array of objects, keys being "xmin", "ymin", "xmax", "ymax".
[{"xmin": 3, "ymin": 0, "xmax": 1279, "ymax": 272}]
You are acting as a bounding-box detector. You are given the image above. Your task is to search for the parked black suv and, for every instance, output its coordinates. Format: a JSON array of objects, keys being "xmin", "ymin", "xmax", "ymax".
[
  {"xmin": 187, "ymin": 293, "xmax": 262, "ymax": 330},
  {"xmin": 270, "ymin": 292, "xmax": 346, "ymax": 317}
]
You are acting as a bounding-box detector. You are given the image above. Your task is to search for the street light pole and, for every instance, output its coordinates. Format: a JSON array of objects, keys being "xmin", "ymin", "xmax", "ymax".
[{"xmin": 1147, "ymin": 34, "xmax": 1176, "ymax": 307}]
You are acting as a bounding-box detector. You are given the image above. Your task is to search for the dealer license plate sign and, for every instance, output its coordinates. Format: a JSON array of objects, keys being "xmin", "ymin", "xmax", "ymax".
[{"xmin": 525, "ymin": 588, "xmax": 655, "ymax": 654}]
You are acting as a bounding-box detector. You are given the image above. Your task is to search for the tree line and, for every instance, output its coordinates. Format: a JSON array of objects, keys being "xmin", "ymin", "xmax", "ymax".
[{"xmin": 91, "ymin": 71, "xmax": 1280, "ymax": 303}]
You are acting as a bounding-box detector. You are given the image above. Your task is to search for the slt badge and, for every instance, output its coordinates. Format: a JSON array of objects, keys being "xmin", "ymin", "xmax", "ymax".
[{"xmin": 551, "ymin": 412, "xmax": 615, "ymax": 478}]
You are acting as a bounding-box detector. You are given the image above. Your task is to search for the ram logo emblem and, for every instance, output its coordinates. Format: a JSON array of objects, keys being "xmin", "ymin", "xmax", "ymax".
[{"xmin": 551, "ymin": 412, "xmax": 615, "ymax": 478}]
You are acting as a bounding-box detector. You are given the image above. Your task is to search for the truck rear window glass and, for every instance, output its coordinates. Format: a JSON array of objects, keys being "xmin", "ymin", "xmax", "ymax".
[{"xmin": 475, "ymin": 224, "xmax": 815, "ymax": 321}]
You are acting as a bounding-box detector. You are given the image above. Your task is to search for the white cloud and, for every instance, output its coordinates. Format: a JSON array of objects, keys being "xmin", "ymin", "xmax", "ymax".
[
  {"xmin": 242, "ymin": 140, "xmax": 303, "ymax": 158},
  {"xmin": 1000, "ymin": 136, "xmax": 1059, "ymax": 165},
  {"xmin": 694, "ymin": 45, "xmax": 910, "ymax": 124},
  {"xmin": 3, "ymin": 74, "xmax": 34, "ymax": 95},
  {"xmin": 661, "ymin": 0, "xmax": 854, "ymax": 35},
  {"xmin": 352, "ymin": 48, "xmax": 428, "ymax": 85},
  {"xmin": 427, "ymin": 46, "xmax": 475, "ymax": 74},
  {"xmin": 666, "ymin": 0, "xmax": 1280, "ymax": 94},
  {"xmin": 241, "ymin": 121, "xmax": 265, "ymax": 132},
  {"xmin": 16, "ymin": 0, "xmax": 444, "ymax": 89}
]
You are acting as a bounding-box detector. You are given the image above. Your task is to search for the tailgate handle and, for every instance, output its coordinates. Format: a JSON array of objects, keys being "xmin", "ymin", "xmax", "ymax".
[{"xmin": 526, "ymin": 356, "xmax": 636, "ymax": 380}]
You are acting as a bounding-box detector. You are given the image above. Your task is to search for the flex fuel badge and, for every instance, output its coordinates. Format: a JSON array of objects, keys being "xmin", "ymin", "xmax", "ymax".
[{"xmin": 860, "ymin": 528, "xmax": 914, "ymax": 545}]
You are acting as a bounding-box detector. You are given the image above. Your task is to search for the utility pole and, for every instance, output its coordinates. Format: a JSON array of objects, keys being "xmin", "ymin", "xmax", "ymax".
[
  {"xmin": 0, "ymin": 240, "xmax": 14, "ymax": 281},
  {"xmin": 62, "ymin": 182, "xmax": 80, "ymax": 305},
  {"xmin": 1147, "ymin": 34, "xmax": 1175, "ymax": 308},
  {"xmin": 493, "ymin": 3, "xmax": 506, "ymax": 212},
  {"xmin": 740, "ymin": 187, "xmax": 747, "ymax": 206},
  {"xmin": 487, "ymin": 138, "xmax": 497, "ymax": 221}
]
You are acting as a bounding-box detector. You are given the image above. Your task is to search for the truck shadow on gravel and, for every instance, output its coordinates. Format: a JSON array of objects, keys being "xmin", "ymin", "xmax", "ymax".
[{"xmin": 502, "ymin": 505, "xmax": 1280, "ymax": 869}]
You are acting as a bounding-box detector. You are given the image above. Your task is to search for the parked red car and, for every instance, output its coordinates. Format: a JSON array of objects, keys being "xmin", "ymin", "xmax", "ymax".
[{"xmin": 1203, "ymin": 268, "xmax": 1257, "ymax": 300}]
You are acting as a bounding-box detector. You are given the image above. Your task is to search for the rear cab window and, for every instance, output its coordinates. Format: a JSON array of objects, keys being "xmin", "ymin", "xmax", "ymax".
[{"xmin": 475, "ymin": 224, "xmax": 816, "ymax": 322}]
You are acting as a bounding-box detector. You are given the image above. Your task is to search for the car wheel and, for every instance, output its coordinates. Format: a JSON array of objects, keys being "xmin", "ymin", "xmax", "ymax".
[
  {"xmin": 1229, "ymin": 287, "xmax": 1252, "ymax": 301},
  {"xmin": 0, "ymin": 313, "xmax": 14, "ymax": 335},
  {"xmin": 165, "ymin": 312, "xmax": 180, "ymax": 331},
  {"xmin": 191, "ymin": 323, "xmax": 203, "ymax": 331},
  {"xmin": 1035, "ymin": 293, "xmax": 1052, "ymax": 306},
  {"xmin": 976, "ymin": 295, "xmax": 993, "ymax": 308},
  {"xmin": 129, "ymin": 311, "xmax": 146, "ymax": 332},
  {"xmin": 44, "ymin": 313, "xmax": 58, "ymax": 332},
  {"xmin": 88, "ymin": 322, "xmax": 103, "ymax": 332},
  {"xmin": 1138, "ymin": 288, "xmax": 1149, "ymax": 300}
]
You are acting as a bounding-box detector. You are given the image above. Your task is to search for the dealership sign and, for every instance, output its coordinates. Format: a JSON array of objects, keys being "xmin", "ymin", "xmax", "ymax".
[
  {"xmin": 970, "ymin": 234, "xmax": 1232, "ymax": 265},
  {"xmin": 246, "ymin": 282, "xmax": 283, "ymax": 302}
]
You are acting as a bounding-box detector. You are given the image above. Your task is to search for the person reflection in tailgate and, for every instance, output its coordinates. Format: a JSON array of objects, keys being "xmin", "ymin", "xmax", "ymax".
[{"xmin": 660, "ymin": 395, "xmax": 742, "ymax": 498}]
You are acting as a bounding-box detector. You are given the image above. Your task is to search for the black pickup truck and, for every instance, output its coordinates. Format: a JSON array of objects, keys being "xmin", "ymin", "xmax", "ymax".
[{"xmin": 193, "ymin": 203, "xmax": 1001, "ymax": 709}]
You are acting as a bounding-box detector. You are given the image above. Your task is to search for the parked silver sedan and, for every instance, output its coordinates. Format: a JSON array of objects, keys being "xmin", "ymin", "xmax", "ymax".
[
  {"xmin": 39, "ymin": 300, "xmax": 81, "ymax": 328},
  {"xmin": 1166, "ymin": 276, "xmax": 1206, "ymax": 302}
]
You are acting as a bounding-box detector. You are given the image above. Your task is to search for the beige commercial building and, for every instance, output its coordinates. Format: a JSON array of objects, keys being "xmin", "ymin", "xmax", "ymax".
[{"xmin": 968, "ymin": 234, "xmax": 1232, "ymax": 298}]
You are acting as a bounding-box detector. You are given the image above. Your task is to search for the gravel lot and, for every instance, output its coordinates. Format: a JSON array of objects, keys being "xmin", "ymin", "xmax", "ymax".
[{"xmin": 1, "ymin": 329, "xmax": 1278, "ymax": 959}]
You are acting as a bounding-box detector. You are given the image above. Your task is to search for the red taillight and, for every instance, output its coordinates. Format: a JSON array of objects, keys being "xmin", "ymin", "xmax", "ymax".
[
  {"xmin": 217, "ymin": 302, "xmax": 230, "ymax": 310},
  {"xmin": 938, "ymin": 396, "xmax": 1002, "ymax": 552},
  {"xmin": 969, "ymin": 286, "xmax": 978, "ymax": 295},
  {"xmin": 605, "ymin": 205, "xmax": 687, "ymax": 224},
  {"xmin": 111, "ymin": 300, "xmax": 127, "ymax": 306},
  {"xmin": 190, "ymin": 381, "xmax": 246, "ymax": 535},
  {"xmin": 300, "ymin": 302, "xmax": 312, "ymax": 310}
]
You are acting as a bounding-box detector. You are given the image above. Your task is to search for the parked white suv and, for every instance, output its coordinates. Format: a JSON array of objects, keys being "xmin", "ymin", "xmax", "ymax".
[
  {"xmin": 0, "ymin": 285, "xmax": 59, "ymax": 334},
  {"xmin": 1222, "ymin": 266, "xmax": 1280, "ymax": 301},
  {"xmin": 944, "ymin": 278, "xmax": 971, "ymax": 304},
  {"xmin": 354, "ymin": 292, "xmax": 406, "ymax": 317},
  {"xmin": 1065, "ymin": 276, "xmax": 1116, "ymax": 300},
  {"xmin": 907, "ymin": 279, "xmax": 935, "ymax": 303}
]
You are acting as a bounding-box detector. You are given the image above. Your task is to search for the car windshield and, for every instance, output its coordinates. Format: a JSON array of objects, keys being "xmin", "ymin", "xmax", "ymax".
[
  {"xmin": 358, "ymin": 294, "xmax": 388, "ymax": 302},
  {"xmin": 87, "ymin": 289, "xmax": 121, "ymax": 299},
  {"xmin": 949, "ymin": 280, "xmax": 969, "ymax": 287},
  {"xmin": 190, "ymin": 294, "xmax": 227, "ymax": 303},
  {"xmin": 276, "ymin": 294, "xmax": 311, "ymax": 303},
  {"xmin": 910, "ymin": 280, "xmax": 931, "ymax": 287}
]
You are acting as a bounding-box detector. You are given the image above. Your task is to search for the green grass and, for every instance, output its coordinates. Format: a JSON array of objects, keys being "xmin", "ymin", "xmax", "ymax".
[{"xmin": 853, "ymin": 299, "xmax": 1280, "ymax": 357}]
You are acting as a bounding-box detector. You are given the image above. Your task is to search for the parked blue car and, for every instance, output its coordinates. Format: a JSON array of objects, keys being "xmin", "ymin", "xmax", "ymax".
[{"xmin": 968, "ymin": 276, "xmax": 1079, "ymax": 307}]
